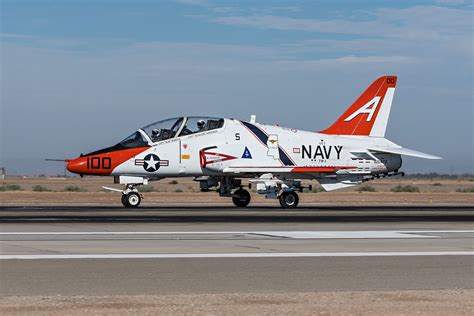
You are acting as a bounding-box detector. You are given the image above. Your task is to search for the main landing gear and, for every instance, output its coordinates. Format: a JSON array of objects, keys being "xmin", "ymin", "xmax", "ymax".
[
  {"xmin": 279, "ymin": 191, "xmax": 299, "ymax": 209},
  {"xmin": 232, "ymin": 189, "xmax": 251, "ymax": 207},
  {"xmin": 196, "ymin": 176, "xmax": 302, "ymax": 209},
  {"xmin": 196, "ymin": 176, "xmax": 252, "ymax": 208}
]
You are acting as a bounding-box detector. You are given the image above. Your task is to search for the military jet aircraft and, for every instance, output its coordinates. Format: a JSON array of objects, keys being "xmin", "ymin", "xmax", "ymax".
[{"xmin": 65, "ymin": 76, "xmax": 441, "ymax": 208}]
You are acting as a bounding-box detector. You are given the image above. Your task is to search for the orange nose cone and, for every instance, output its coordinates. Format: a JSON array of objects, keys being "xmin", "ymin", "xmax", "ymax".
[{"xmin": 66, "ymin": 158, "xmax": 88, "ymax": 175}]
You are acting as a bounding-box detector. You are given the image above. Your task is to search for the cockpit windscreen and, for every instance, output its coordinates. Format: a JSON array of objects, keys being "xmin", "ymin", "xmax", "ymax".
[{"xmin": 118, "ymin": 131, "xmax": 149, "ymax": 148}]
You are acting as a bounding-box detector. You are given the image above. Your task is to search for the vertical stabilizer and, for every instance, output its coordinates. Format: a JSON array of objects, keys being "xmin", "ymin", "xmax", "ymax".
[{"xmin": 320, "ymin": 76, "xmax": 397, "ymax": 137}]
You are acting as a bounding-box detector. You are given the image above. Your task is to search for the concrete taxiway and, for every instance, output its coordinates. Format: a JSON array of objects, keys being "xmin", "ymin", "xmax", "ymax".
[{"xmin": 0, "ymin": 205, "xmax": 472, "ymax": 296}]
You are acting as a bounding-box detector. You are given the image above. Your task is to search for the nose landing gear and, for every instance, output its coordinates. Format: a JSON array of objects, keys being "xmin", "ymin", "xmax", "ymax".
[
  {"xmin": 103, "ymin": 184, "xmax": 143, "ymax": 208},
  {"xmin": 121, "ymin": 191, "xmax": 142, "ymax": 208}
]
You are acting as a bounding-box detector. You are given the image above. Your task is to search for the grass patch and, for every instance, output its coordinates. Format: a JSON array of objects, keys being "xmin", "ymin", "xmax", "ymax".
[
  {"xmin": 138, "ymin": 186, "xmax": 155, "ymax": 192},
  {"xmin": 456, "ymin": 187, "xmax": 474, "ymax": 193},
  {"xmin": 32, "ymin": 185, "xmax": 52, "ymax": 192},
  {"xmin": 174, "ymin": 188, "xmax": 183, "ymax": 193},
  {"xmin": 168, "ymin": 180, "xmax": 179, "ymax": 185},
  {"xmin": 391, "ymin": 185, "xmax": 420, "ymax": 193},
  {"xmin": 0, "ymin": 184, "xmax": 22, "ymax": 191},
  {"xmin": 63, "ymin": 186, "xmax": 87, "ymax": 192},
  {"xmin": 357, "ymin": 185, "xmax": 376, "ymax": 192},
  {"xmin": 432, "ymin": 182, "xmax": 442, "ymax": 186},
  {"xmin": 310, "ymin": 186, "xmax": 325, "ymax": 193}
]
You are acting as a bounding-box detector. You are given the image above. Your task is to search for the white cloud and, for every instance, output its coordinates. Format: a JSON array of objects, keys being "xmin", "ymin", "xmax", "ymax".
[
  {"xmin": 0, "ymin": 33, "xmax": 39, "ymax": 39},
  {"xmin": 211, "ymin": 5, "xmax": 472, "ymax": 41},
  {"xmin": 434, "ymin": 0, "xmax": 466, "ymax": 5},
  {"xmin": 174, "ymin": 0, "xmax": 209, "ymax": 6},
  {"xmin": 277, "ymin": 55, "xmax": 417, "ymax": 69}
]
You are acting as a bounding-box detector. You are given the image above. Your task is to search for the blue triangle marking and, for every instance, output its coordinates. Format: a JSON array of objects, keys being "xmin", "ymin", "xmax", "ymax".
[{"xmin": 242, "ymin": 147, "xmax": 252, "ymax": 159}]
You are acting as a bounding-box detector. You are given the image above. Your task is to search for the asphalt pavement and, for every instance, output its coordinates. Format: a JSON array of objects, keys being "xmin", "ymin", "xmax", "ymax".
[{"xmin": 0, "ymin": 205, "xmax": 472, "ymax": 296}]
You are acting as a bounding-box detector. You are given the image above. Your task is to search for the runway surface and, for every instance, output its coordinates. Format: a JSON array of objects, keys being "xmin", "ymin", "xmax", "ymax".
[
  {"xmin": 0, "ymin": 205, "xmax": 473, "ymax": 222},
  {"xmin": 0, "ymin": 205, "xmax": 473, "ymax": 296}
]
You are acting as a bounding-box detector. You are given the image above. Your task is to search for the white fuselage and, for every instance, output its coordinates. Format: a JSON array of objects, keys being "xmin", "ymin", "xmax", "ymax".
[{"xmin": 112, "ymin": 118, "xmax": 402, "ymax": 181}]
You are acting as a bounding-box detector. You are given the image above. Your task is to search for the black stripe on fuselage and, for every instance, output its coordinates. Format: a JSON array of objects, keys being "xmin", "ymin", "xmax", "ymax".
[
  {"xmin": 82, "ymin": 144, "xmax": 150, "ymax": 157},
  {"xmin": 241, "ymin": 121, "xmax": 268, "ymax": 145},
  {"xmin": 278, "ymin": 148, "xmax": 294, "ymax": 166},
  {"xmin": 240, "ymin": 121, "xmax": 294, "ymax": 166}
]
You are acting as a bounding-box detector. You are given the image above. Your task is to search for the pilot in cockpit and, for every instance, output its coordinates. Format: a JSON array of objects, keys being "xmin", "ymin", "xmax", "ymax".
[
  {"xmin": 197, "ymin": 120, "xmax": 206, "ymax": 132},
  {"xmin": 151, "ymin": 129, "xmax": 161, "ymax": 141}
]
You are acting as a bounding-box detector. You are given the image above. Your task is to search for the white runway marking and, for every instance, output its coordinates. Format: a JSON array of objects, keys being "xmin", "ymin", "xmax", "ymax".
[
  {"xmin": 1, "ymin": 230, "xmax": 472, "ymax": 239},
  {"xmin": 1, "ymin": 251, "xmax": 473, "ymax": 260}
]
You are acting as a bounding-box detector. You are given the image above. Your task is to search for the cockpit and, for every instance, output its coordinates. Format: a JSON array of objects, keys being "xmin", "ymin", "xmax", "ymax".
[{"xmin": 118, "ymin": 116, "xmax": 224, "ymax": 148}]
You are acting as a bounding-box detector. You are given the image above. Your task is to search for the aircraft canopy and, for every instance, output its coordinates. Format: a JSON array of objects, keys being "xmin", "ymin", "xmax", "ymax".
[{"xmin": 137, "ymin": 116, "xmax": 224, "ymax": 144}]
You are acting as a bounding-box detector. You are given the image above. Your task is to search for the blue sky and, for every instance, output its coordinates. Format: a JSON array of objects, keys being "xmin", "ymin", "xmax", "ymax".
[{"xmin": 1, "ymin": 0, "xmax": 473, "ymax": 174}]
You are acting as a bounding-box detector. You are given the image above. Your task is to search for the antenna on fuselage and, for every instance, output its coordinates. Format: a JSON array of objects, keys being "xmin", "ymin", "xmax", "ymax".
[{"xmin": 250, "ymin": 114, "xmax": 257, "ymax": 123}]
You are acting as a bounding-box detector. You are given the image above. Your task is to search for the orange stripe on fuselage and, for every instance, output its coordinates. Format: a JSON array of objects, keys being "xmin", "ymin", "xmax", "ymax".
[{"xmin": 66, "ymin": 147, "xmax": 149, "ymax": 176}]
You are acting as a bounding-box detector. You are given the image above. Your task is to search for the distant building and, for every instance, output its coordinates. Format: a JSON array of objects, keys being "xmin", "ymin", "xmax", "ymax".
[{"xmin": 0, "ymin": 168, "xmax": 4, "ymax": 180}]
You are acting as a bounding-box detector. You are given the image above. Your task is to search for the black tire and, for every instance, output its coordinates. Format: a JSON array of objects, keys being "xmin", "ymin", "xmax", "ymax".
[
  {"xmin": 279, "ymin": 191, "xmax": 299, "ymax": 209},
  {"xmin": 121, "ymin": 194, "xmax": 129, "ymax": 207},
  {"xmin": 125, "ymin": 192, "xmax": 141, "ymax": 208},
  {"xmin": 232, "ymin": 189, "xmax": 251, "ymax": 207}
]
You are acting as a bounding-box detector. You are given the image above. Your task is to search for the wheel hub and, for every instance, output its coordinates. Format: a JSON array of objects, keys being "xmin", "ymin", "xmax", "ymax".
[
  {"xmin": 285, "ymin": 195, "xmax": 295, "ymax": 205},
  {"xmin": 129, "ymin": 195, "xmax": 139, "ymax": 205}
]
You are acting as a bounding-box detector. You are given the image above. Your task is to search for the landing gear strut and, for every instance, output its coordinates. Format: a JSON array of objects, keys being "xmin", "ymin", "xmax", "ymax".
[
  {"xmin": 103, "ymin": 178, "xmax": 149, "ymax": 208},
  {"xmin": 279, "ymin": 191, "xmax": 299, "ymax": 209},
  {"xmin": 232, "ymin": 189, "xmax": 251, "ymax": 207}
]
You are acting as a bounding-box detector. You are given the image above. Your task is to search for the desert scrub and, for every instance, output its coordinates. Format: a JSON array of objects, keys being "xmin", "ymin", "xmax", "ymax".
[
  {"xmin": 357, "ymin": 185, "xmax": 376, "ymax": 192},
  {"xmin": 390, "ymin": 185, "xmax": 420, "ymax": 193},
  {"xmin": 456, "ymin": 187, "xmax": 474, "ymax": 193},
  {"xmin": 0, "ymin": 184, "xmax": 22, "ymax": 191},
  {"xmin": 32, "ymin": 185, "xmax": 52, "ymax": 192},
  {"xmin": 63, "ymin": 186, "xmax": 87, "ymax": 192},
  {"xmin": 432, "ymin": 182, "xmax": 442, "ymax": 186},
  {"xmin": 138, "ymin": 186, "xmax": 155, "ymax": 192},
  {"xmin": 310, "ymin": 186, "xmax": 325, "ymax": 193},
  {"xmin": 174, "ymin": 188, "xmax": 183, "ymax": 193},
  {"xmin": 168, "ymin": 180, "xmax": 179, "ymax": 185}
]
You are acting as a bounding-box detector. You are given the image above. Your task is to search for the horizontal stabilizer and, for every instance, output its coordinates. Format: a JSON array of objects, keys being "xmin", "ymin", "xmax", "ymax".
[{"xmin": 369, "ymin": 147, "xmax": 441, "ymax": 160}]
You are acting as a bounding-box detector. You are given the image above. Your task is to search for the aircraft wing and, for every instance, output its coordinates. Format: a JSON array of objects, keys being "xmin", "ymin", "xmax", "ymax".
[{"xmin": 368, "ymin": 147, "xmax": 441, "ymax": 160}]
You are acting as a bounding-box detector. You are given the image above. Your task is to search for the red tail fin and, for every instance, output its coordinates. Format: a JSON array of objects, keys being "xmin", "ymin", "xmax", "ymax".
[{"xmin": 320, "ymin": 76, "xmax": 397, "ymax": 137}]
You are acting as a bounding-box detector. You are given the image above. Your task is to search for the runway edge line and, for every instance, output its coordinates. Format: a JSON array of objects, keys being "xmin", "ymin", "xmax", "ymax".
[{"xmin": 1, "ymin": 251, "xmax": 473, "ymax": 260}]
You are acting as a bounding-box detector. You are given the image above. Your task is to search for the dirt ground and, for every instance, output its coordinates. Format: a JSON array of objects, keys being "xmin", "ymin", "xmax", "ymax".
[
  {"xmin": 1, "ymin": 289, "xmax": 473, "ymax": 315},
  {"xmin": 1, "ymin": 176, "xmax": 473, "ymax": 205}
]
